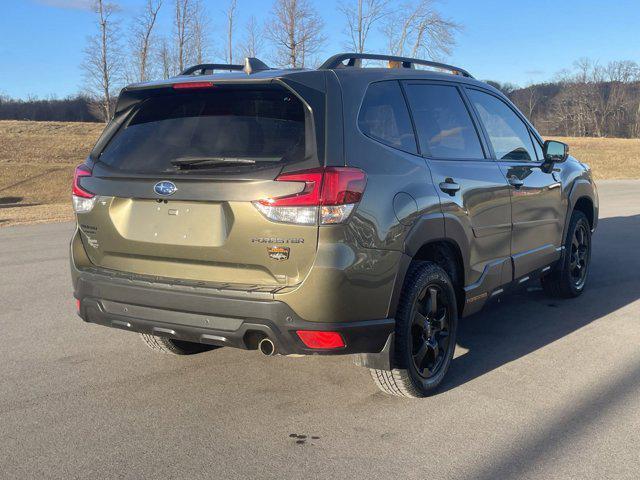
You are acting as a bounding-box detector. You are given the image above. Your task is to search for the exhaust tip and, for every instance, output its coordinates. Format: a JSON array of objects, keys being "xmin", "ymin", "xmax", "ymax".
[{"xmin": 258, "ymin": 338, "xmax": 276, "ymax": 356}]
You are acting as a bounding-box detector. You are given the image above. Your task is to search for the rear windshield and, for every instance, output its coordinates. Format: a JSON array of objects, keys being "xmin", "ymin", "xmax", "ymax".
[{"xmin": 99, "ymin": 86, "xmax": 307, "ymax": 173}]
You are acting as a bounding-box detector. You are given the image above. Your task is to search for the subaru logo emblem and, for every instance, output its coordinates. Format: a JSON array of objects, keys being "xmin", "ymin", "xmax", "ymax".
[{"xmin": 154, "ymin": 181, "xmax": 177, "ymax": 196}]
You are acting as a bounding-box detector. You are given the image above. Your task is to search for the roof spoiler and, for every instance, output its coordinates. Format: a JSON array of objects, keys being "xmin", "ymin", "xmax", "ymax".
[
  {"xmin": 179, "ymin": 57, "xmax": 271, "ymax": 76},
  {"xmin": 319, "ymin": 53, "xmax": 473, "ymax": 78}
]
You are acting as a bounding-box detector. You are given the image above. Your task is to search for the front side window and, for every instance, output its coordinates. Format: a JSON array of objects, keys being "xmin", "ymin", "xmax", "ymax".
[
  {"xmin": 403, "ymin": 84, "xmax": 484, "ymax": 160},
  {"xmin": 358, "ymin": 81, "xmax": 417, "ymax": 154},
  {"xmin": 467, "ymin": 89, "xmax": 537, "ymax": 162}
]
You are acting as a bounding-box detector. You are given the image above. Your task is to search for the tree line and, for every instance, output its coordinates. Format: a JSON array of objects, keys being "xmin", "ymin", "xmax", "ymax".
[
  {"xmin": 81, "ymin": 0, "xmax": 460, "ymax": 121},
  {"xmin": 493, "ymin": 59, "xmax": 640, "ymax": 139},
  {"xmin": 2, "ymin": 0, "xmax": 639, "ymax": 139}
]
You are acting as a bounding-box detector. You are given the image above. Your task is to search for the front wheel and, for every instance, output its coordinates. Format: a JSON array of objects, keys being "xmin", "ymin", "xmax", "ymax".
[
  {"xmin": 542, "ymin": 210, "xmax": 592, "ymax": 298},
  {"xmin": 370, "ymin": 261, "xmax": 458, "ymax": 398}
]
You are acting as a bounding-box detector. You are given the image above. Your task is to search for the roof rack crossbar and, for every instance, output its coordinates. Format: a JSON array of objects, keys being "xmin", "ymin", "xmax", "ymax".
[
  {"xmin": 179, "ymin": 58, "xmax": 271, "ymax": 77},
  {"xmin": 180, "ymin": 63, "xmax": 244, "ymax": 76},
  {"xmin": 319, "ymin": 53, "xmax": 473, "ymax": 78}
]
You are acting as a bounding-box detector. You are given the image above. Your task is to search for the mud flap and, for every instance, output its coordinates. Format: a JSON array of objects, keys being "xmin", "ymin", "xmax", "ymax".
[{"xmin": 353, "ymin": 333, "xmax": 395, "ymax": 371}]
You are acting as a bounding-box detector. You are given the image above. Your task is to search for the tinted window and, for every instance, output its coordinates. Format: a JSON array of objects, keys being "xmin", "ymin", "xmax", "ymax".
[
  {"xmin": 358, "ymin": 81, "xmax": 417, "ymax": 154},
  {"xmin": 404, "ymin": 84, "xmax": 484, "ymax": 159},
  {"xmin": 467, "ymin": 89, "xmax": 537, "ymax": 161},
  {"xmin": 100, "ymin": 87, "xmax": 307, "ymax": 173}
]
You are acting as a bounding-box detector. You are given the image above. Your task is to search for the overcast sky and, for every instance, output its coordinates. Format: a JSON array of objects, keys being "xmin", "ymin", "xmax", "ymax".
[{"xmin": 1, "ymin": 0, "xmax": 639, "ymax": 98}]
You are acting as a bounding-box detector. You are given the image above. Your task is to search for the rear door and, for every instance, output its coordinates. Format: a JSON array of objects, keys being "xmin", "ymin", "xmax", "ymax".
[
  {"xmin": 402, "ymin": 81, "xmax": 513, "ymax": 289},
  {"xmin": 465, "ymin": 88, "xmax": 564, "ymax": 278},
  {"xmin": 76, "ymin": 83, "xmax": 322, "ymax": 288}
]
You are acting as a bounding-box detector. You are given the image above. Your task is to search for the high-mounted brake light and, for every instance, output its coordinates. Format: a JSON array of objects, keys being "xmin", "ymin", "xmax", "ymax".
[
  {"xmin": 296, "ymin": 330, "xmax": 345, "ymax": 349},
  {"xmin": 172, "ymin": 81, "xmax": 215, "ymax": 90},
  {"xmin": 253, "ymin": 167, "xmax": 366, "ymax": 225},
  {"xmin": 72, "ymin": 164, "xmax": 96, "ymax": 214}
]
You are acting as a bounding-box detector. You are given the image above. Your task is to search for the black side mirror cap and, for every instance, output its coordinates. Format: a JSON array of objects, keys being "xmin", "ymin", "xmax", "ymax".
[{"xmin": 543, "ymin": 140, "xmax": 569, "ymax": 163}]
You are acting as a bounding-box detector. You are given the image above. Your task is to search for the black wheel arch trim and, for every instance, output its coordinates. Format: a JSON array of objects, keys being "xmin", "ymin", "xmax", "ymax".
[
  {"xmin": 564, "ymin": 179, "xmax": 598, "ymax": 244},
  {"xmin": 389, "ymin": 213, "xmax": 471, "ymax": 319}
]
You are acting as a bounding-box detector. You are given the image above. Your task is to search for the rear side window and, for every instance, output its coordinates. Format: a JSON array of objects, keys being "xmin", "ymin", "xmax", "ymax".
[
  {"xmin": 358, "ymin": 81, "xmax": 417, "ymax": 154},
  {"xmin": 99, "ymin": 86, "xmax": 308, "ymax": 173},
  {"xmin": 403, "ymin": 84, "xmax": 484, "ymax": 160},
  {"xmin": 467, "ymin": 89, "xmax": 537, "ymax": 162}
]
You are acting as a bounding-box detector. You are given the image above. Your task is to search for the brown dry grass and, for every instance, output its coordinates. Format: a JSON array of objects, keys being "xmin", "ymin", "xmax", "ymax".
[
  {"xmin": 549, "ymin": 136, "xmax": 640, "ymax": 180},
  {"xmin": 0, "ymin": 121, "xmax": 102, "ymax": 226},
  {"xmin": 0, "ymin": 120, "xmax": 638, "ymax": 227}
]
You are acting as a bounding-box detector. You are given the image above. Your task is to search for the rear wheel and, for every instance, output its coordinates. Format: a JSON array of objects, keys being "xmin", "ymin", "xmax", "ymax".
[
  {"xmin": 370, "ymin": 261, "xmax": 458, "ymax": 398},
  {"xmin": 139, "ymin": 333, "xmax": 218, "ymax": 355},
  {"xmin": 542, "ymin": 210, "xmax": 591, "ymax": 298}
]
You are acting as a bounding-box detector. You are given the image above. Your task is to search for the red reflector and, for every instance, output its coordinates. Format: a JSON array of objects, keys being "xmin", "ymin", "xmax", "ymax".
[
  {"xmin": 259, "ymin": 167, "xmax": 366, "ymax": 207},
  {"xmin": 73, "ymin": 164, "xmax": 94, "ymax": 198},
  {"xmin": 172, "ymin": 81, "xmax": 215, "ymax": 89},
  {"xmin": 76, "ymin": 299, "xmax": 81, "ymax": 311},
  {"xmin": 296, "ymin": 330, "xmax": 345, "ymax": 349}
]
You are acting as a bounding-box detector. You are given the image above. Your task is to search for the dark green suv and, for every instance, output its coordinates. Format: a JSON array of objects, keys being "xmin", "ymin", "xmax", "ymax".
[{"xmin": 70, "ymin": 53, "xmax": 598, "ymax": 397}]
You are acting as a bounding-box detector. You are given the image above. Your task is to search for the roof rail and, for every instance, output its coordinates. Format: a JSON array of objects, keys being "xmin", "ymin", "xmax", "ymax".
[
  {"xmin": 179, "ymin": 57, "xmax": 271, "ymax": 76},
  {"xmin": 319, "ymin": 53, "xmax": 473, "ymax": 78}
]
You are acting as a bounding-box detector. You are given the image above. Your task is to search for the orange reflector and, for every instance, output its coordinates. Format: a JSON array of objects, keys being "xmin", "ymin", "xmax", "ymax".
[{"xmin": 296, "ymin": 330, "xmax": 345, "ymax": 349}]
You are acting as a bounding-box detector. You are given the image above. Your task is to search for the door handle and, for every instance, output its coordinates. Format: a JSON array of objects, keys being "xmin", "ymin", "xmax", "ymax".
[
  {"xmin": 439, "ymin": 179, "xmax": 460, "ymax": 196},
  {"xmin": 508, "ymin": 176, "xmax": 524, "ymax": 189}
]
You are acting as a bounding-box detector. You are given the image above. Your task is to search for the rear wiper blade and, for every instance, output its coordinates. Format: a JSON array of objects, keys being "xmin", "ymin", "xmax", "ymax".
[{"xmin": 170, "ymin": 156, "xmax": 257, "ymax": 169}]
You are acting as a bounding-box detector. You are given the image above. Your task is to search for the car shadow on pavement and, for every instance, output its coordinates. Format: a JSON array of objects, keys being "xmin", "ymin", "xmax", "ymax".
[{"xmin": 442, "ymin": 214, "xmax": 640, "ymax": 393}]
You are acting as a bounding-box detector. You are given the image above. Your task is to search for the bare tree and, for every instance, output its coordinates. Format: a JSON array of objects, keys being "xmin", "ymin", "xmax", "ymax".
[
  {"xmin": 224, "ymin": 0, "xmax": 238, "ymax": 63},
  {"xmin": 190, "ymin": 0, "xmax": 209, "ymax": 64},
  {"xmin": 130, "ymin": 0, "xmax": 163, "ymax": 82},
  {"xmin": 240, "ymin": 15, "xmax": 260, "ymax": 58},
  {"xmin": 339, "ymin": 0, "xmax": 389, "ymax": 53},
  {"xmin": 266, "ymin": 0, "xmax": 326, "ymax": 68},
  {"xmin": 158, "ymin": 37, "xmax": 173, "ymax": 78},
  {"xmin": 383, "ymin": 0, "xmax": 460, "ymax": 60},
  {"xmin": 172, "ymin": 0, "xmax": 208, "ymax": 70},
  {"xmin": 606, "ymin": 60, "xmax": 640, "ymax": 83},
  {"xmin": 82, "ymin": 0, "xmax": 123, "ymax": 122},
  {"xmin": 173, "ymin": 0, "xmax": 193, "ymax": 72}
]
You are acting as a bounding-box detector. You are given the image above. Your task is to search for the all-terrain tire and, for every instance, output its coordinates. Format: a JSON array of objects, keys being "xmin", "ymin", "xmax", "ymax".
[
  {"xmin": 542, "ymin": 210, "xmax": 591, "ymax": 298},
  {"xmin": 139, "ymin": 333, "xmax": 218, "ymax": 355},
  {"xmin": 370, "ymin": 261, "xmax": 458, "ymax": 398}
]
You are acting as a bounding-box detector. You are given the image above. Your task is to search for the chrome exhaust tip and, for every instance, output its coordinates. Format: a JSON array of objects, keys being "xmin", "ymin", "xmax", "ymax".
[{"xmin": 258, "ymin": 338, "xmax": 276, "ymax": 356}]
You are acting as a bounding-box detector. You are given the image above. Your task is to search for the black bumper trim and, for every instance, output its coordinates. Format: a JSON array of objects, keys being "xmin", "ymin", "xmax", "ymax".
[{"xmin": 74, "ymin": 272, "xmax": 394, "ymax": 356}]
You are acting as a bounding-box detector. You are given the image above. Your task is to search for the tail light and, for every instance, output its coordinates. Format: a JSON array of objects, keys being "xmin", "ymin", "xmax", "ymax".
[
  {"xmin": 296, "ymin": 330, "xmax": 345, "ymax": 349},
  {"xmin": 254, "ymin": 167, "xmax": 366, "ymax": 225},
  {"xmin": 72, "ymin": 164, "xmax": 96, "ymax": 213}
]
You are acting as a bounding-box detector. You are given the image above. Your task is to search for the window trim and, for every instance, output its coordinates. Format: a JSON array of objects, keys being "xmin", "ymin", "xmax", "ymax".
[
  {"xmin": 356, "ymin": 79, "xmax": 420, "ymax": 156},
  {"xmin": 401, "ymin": 80, "xmax": 490, "ymax": 162},
  {"xmin": 463, "ymin": 86, "xmax": 543, "ymax": 164}
]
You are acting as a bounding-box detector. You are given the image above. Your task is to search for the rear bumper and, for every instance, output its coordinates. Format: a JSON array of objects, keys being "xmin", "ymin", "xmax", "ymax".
[{"xmin": 73, "ymin": 269, "xmax": 394, "ymax": 356}]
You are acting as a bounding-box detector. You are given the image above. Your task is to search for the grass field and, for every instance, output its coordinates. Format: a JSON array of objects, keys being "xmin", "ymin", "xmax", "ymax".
[{"xmin": 1, "ymin": 120, "xmax": 639, "ymax": 227}]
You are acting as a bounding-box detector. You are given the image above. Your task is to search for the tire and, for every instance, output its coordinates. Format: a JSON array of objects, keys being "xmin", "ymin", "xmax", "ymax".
[
  {"xmin": 139, "ymin": 333, "xmax": 218, "ymax": 355},
  {"xmin": 370, "ymin": 261, "xmax": 458, "ymax": 398},
  {"xmin": 542, "ymin": 210, "xmax": 592, "ymax": 298}
]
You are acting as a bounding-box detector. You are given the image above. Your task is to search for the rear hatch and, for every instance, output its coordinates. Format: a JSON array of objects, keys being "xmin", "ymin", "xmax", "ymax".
[{"xmin": 75, "ymin": 81, "xmax": 323, "ymax": 288}]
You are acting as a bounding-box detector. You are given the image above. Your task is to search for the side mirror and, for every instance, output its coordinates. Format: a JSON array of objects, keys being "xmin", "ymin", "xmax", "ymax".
[{"xmin": 543, "ymin": 140, "xmax": 569, "ymax": 163}]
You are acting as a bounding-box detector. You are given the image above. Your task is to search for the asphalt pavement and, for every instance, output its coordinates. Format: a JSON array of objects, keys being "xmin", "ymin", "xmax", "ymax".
[{"xmin": 1, "ymin": 180, "xmax": 639, "ymax": 479}]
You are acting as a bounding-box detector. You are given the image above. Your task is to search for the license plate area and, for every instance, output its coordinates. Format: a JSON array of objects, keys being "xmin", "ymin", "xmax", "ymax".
[{"xmin": 109, "ymin": 198, "xmax": 230, "ymax": 247}]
